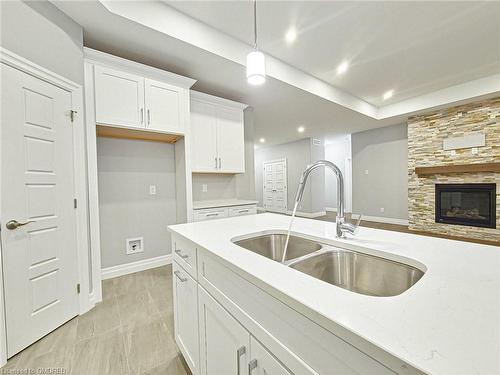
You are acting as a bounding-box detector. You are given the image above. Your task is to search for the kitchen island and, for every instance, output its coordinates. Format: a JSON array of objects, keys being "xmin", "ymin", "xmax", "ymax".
[{"xmin": 168, "ymin": 213, "xmax": 499, "ymax": 375}]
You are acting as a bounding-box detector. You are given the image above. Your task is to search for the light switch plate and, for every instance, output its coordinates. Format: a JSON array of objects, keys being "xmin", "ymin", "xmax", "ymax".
[
  {"xmin": 202, "ymin": 184, "xmax": 208, "ymax": 193},
  {"xmin": 149, "ymin": 185, "xmax": 156, "ymax": 195}
]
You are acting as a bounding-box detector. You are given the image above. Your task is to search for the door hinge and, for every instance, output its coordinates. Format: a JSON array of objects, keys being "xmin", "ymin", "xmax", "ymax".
[
  {"xmin": 77, "ymin": 283, "xmax": 81, "ymax": 294},
  {"xmin": 70, "ymin": 110, "xmax": 77, "ymax": 123},
  {"xmin": 74, "ymin": 198, "xmax": 77, "ymax": 209}
]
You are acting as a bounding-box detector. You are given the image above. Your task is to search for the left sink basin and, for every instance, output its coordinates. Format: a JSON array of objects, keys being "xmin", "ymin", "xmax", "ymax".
[{"xmin": 233, "ymin": 233, "xmax": 322, "ymax": 262}]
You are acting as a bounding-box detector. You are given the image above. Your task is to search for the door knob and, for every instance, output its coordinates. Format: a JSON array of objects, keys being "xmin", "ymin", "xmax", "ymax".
[{"xmin": 6, "ymin": 220, "xmax": 34, "ymax": 230}]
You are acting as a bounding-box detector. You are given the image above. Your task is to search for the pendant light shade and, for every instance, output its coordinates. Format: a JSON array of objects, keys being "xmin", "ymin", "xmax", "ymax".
[
  {"xmin": 247, "ymin": 0, "xmax": 266, "ymax": 85},
  {"xmin": 246, "ymin": 50, "xmax": 266, "ymax": 85}
]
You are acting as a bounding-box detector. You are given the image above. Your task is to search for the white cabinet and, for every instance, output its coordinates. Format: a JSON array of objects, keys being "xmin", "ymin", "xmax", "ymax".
[
  {"xmin": 249, "ymin": 336, "xmax": 292, "ymax": 375},
  {"xmin": 94, "ymin": 66, "xmax": 145, "ymax": 128},
  {"xmin": 198, "ymin": 287, "xmax": 250, "ymax": 375},
  {"xmin": 144, "ymin": 78, "xmax": 185, "ymax": 133},
  {"xmin": 92, "ymin": 61, "xmax": 191, "ymax": 134},
  {"xmin": 193, "ymin": 204, "xmax": 257, "ymax": 222},
  {"xmin": 191, "ymin": 92, "xmax": 247, "ymax": 173},
  {"xmin": 191, "ymin": 100, "xmax": 218, "ymax": 171},
  {"xmin": 173, "ymin": 262, "xmax": 199, "ymax": 374}
]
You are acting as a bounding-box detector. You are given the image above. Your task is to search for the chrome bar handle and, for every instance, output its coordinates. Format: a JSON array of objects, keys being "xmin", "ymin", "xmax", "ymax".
[
  {"xmin": 218, "ymin": 157, "xmax": 221, "ymax": 169},
  {"xmin": 147, "ymin": 109, "xmax": 151, "ymax": 125},
  {"xmin": 140, "ymin": 108, "xmax": 144, "ymax": 124},
  {"xmin": 248, "ymin": 359, "xmax": 258, "ymax": 374},
  {"xmin": 175, "ymin": 249, "xmax": 189, "ymax": 259},
  {"xmin": 174, "ymin": 270, "xmax": 187, "ymax": 282},
  {"xmin": 215, "ymin": 156, "xmax": 218, "ymax": 169},
  {"xmin": 236, "ymin": 346, "xmax": 246, "ymax": 375}
]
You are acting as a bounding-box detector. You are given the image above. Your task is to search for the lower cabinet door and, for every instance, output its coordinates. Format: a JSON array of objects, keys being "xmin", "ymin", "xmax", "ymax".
[
  {"xmin": 249, "ymin": 336, "xmax": 292, "ymax": 375},
  {"xmin": 198, "ymin": 286, "xmax": 250, "ymax": 375},
  {"xmin": 173, "ymin": 261, "xmax": 199, "ymax": 374}
]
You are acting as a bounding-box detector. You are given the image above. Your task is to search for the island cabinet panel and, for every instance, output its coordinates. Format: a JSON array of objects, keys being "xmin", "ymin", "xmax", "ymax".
[
  {"xmin": 172, "ymin": 235, "xmax": 197, "ymax": 279},
  {"xmin": 94, "ymin": 66, "xmax": 145, "ymax": 128},
  {"xmin": 173, "ymin": 261, "xmax": 199, "ymax": 374},
  {"xmin": 197, "ymin": 249, "xmax": 396, "ymax": 375},
  {"xmin": 198, "ymin": 287, "xmax": 251, "ymax": 375}
]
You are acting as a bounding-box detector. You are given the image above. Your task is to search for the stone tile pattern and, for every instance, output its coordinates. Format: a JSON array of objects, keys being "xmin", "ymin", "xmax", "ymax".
[
  {"xmin": 408, "ymin": 96, "xmax": 500, "ymax": 242},
  {"xmin": 2, "ymin": 265, "xmax": 192, "ymax": 375}
]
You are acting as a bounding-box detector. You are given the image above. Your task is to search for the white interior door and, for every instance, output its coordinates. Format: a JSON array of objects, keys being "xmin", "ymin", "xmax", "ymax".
[
  {"xmin": 94, "ymin": 65, "xmax": 145, "ymax": 128},
  {"xmin": 145, "ymin": 78, "xmax": 183, "ymax": 133},
  {"xmin": 216, "ymin": 106, "xmax": 245, "ymax": 173},
  {"xmin": 191, "ymin": 99, "xmax": 218, "ymax": 172},
  {"xmin": 263, "ymin": 159, "xmax": 287, "ymax": 213},
  {"xmin": 1, "ymin": 63, "xmax": 79, "ymax": 357}
]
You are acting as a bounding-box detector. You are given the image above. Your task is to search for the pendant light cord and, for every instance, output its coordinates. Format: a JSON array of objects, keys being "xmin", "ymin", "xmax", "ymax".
[{"xmin": 253, "ymin": 0, "xmax": 258, "ymax": 50}]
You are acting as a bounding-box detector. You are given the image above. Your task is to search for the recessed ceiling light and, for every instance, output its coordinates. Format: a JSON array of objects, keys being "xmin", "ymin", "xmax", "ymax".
[
  {"xmin": 297, "ymin": 126, "xmax": 305, "ymax": 133},
  {"xmin": 383, "ymin": 90, "xmax": 394, "ymax": 100},
  {"xmin": 259, "ymin": 138, "xmax": 266, "ymax": 143},
  {"xmin": 285, "ymin": 28, "xmax": 297, "ymax": 44},
  {"xmin": 336, "ymin": 61, "xmax": 349, "ymax": 75}
]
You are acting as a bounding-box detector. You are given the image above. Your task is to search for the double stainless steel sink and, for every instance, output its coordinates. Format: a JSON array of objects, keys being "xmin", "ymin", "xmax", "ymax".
[{"xmin": 233, "ymin": 233, "xmax": 425, "ymax": 297}]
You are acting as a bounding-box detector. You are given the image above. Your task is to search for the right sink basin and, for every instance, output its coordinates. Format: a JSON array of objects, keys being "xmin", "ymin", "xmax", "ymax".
[{"xmin": 289, "ymin": 249, "xmax": 425, "ymax": 297}]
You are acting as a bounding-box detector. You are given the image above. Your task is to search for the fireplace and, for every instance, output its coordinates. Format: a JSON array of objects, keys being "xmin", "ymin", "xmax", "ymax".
[{"xmin": 435, "ymin": 183, "xmax": 496, "ymax": 228}]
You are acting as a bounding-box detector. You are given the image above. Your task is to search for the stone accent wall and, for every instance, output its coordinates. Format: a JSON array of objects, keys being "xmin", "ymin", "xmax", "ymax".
[{"xmin": 408, "ymin": 97, "xmax": 500, "ymax": 243}]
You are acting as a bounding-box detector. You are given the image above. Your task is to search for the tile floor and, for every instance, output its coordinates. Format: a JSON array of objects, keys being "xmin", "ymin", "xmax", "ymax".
[{"xmin": 2, "ymin": 265, "xmax": 191, "ymax": 375}]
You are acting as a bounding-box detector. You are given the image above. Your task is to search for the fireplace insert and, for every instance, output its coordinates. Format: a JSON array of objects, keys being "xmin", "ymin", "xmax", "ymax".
[{"xmin": 435, "ymin": 183, "xmax": 496, "ymax": 228}]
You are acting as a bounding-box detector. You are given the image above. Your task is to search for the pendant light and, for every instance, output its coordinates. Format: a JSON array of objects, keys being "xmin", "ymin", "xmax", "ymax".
[{"xmin": 246, "ymin": 0, "xmax": 266, "ymax": 85}]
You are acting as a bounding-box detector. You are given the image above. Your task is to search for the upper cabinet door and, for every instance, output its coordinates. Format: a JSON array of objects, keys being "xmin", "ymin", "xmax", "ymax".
[
  {"xmin": 217, "ymin": 106, "xmax": 245, "ymax": 173},
  {"xmin": 145, "ymin": 78, "xmax": 184, "ymax": 133},
  {"xmin": 191, "ymin": 99, "xmax": 218, "ymax": 172},
  {"xmin": 94, "ymin": 65, "xmax": 145, "ymax": 128}
]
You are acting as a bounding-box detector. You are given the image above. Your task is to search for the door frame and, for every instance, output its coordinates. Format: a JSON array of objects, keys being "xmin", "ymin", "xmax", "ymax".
[
  {"xmin": 262, "ymin": 158, "xmax": 288, "ymax": 213},
  {"xmin": 0, "ymin": 48, "xmax": 92, "ymax": 366}
]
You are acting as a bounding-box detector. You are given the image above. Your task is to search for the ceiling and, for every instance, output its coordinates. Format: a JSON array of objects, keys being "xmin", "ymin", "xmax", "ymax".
[
  {"xmin": 166, "ymin": 1, "xmax": 500, "ymax": 106},
  {"xmin": 51, "ymin": 1, "xmax": 500, "ymax": 146}
]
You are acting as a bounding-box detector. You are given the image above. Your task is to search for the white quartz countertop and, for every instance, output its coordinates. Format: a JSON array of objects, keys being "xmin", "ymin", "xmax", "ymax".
[
  {"xmin": 192, "ymin": 199, "xmax": 258, "ymax": 210},
  {"xmin": 168, "ymin": 213, "xmax": 500, "ymax": 375}
]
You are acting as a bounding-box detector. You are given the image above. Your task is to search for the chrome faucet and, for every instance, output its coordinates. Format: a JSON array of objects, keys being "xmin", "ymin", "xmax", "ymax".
[{"xmin": 295, "ymin": 160, "xmax": 361, "ymax": 238}]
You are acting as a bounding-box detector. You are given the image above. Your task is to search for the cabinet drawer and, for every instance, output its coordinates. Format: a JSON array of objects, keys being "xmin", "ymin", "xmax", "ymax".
[
  {"xmin": 172, "ymin": 235, "xmax": 197, "ymax": 279},
  {"xmin": 198, "ymin": 250, "xmax": 396, "ymax": 375},
  {"xmin": 228, "ymin": 205, "xmax": 257, "ymax": 217},
  {"xmin": 193, "ymin": 208, "xmax": 228, "ymax": 222}
]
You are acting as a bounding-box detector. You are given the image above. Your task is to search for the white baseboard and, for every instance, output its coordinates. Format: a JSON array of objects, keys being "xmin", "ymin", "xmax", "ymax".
[
  {"xmin": 257, "ymin": 207, "xmax": 326, "ymax": 219},
  {"xmin": 101, "ymin": 254, "xmax": 172, "ymax": 280},
  {"xmin": 356, "ymin": 214, "xmax": 409, "ymax": 226},
  {"xmin": 325, "ymin": 207, "xmax": 337, "ymax": 212}
]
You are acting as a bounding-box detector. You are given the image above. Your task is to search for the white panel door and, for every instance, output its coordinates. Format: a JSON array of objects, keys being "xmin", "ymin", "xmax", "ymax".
[
  {"xmin": 1, "ymin": 64, "xmax": 79, "ymax": 356},
  {"xmin": 191, "ymin": 99, "xmax": 218, "ymax": 172},
  {"xmin": 263, "ymin": 160, "xmax": 287, "ymax": 213},
  {"xmin": 199, "ymin": 286, "xmax": 250, "ymax": 375},
  {"xmin": 249, "ymin": 336, "xmax": 292, "ymax": 375},
  {"xmin": 94, "ymin": 65, "xmax": 145, "ymax": 128},
  {"xmin": 145, "ymin": 78, "xmax": 184, "ymax": 133},
  {"xmin": 216, "ymin": 106, "xmax": 245, "ymax": 173},
  {"xmin": 173, "ymin": 262, "xmax": 199, "ymax": 374}
]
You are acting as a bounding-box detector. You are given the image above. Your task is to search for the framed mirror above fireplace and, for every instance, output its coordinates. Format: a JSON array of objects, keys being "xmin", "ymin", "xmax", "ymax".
[{"xmin": 435, "ymin": 183, "xmax": 496, "ymax": 229}]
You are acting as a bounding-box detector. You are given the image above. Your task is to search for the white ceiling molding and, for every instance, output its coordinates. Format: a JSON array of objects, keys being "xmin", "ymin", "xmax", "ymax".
[
  {"xmin": 100, "ymin": 0, "xmax": 378, "ymax": 119},
  {"xmin": 100, "ymin": 0, "xmax": 499, "ymax": 121}
]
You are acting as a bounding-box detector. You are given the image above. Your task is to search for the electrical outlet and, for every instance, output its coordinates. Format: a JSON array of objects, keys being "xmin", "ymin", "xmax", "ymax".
[
  {"xmin": 450, "ymin": 150, "xmax": 456, "ymax": 156},
  {"xmin": 126, "ymin": 237, "xmax": 144, "ymax": 255},
  {"xmin": 471, "ymin": 147, "xmax": 478, "ymax": 155},
  {"xmin": 364, "ymin": 169, "xmax": 369, "ymax": 175},
  {"xmin": 380, "ymin": 207, "xmax": 385, "ymax": 213},
  {"xmin": 149, "ymin": 185, "xmax": 156, "ymax": 195},
  {"xmin": 202, "ymin": 184, "xmax": 208, "ymax": 193}
]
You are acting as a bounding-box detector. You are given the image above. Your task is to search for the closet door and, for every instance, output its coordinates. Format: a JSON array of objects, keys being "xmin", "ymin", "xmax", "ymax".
[
  {"xmin": 94, "ymin": 65, "xmax": 145, "ymax": 128},
  {"xmin": 145, "ymin": 78, "xmax": 184, "ymax": 133},
  {"xmin": 198, "ymin": 287, "xmax": 250, "ymax": 375},
  {"xmin": 216, "ymin": 106, "xmax": 245, "ymax": 173},
  {"xmin": 191, "ymin": 99, "xmax": 218, "ymax": 172}
]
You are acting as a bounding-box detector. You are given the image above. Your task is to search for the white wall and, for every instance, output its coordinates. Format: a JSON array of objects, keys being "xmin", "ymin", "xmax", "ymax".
[
  {"xmin": 255, "ymin": 138, "xmax": 316, "ymax": 213},
  {"xmin": 97, "ymin": 138, "xmax": 177, "ymax": 268},
  {"xmin": 324, "ymin": 135, "xmax": 352, "ymax": 211},
  {"xmin": 0, "ymin": 0, "xmax": 84, "ymax": 85},
  {"xmin": 351, "ymin": 124, "xmax": 408, "ymax": 221}
]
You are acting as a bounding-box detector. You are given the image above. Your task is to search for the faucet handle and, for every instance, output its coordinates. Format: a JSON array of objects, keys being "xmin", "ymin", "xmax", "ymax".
[
  {"xmin": 354, "ymin": 214, "xmax": 362, "ymax": 229},
  {"xmin": 340, "ymin": 214, "xmax": 362, "ymax": 236}
]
